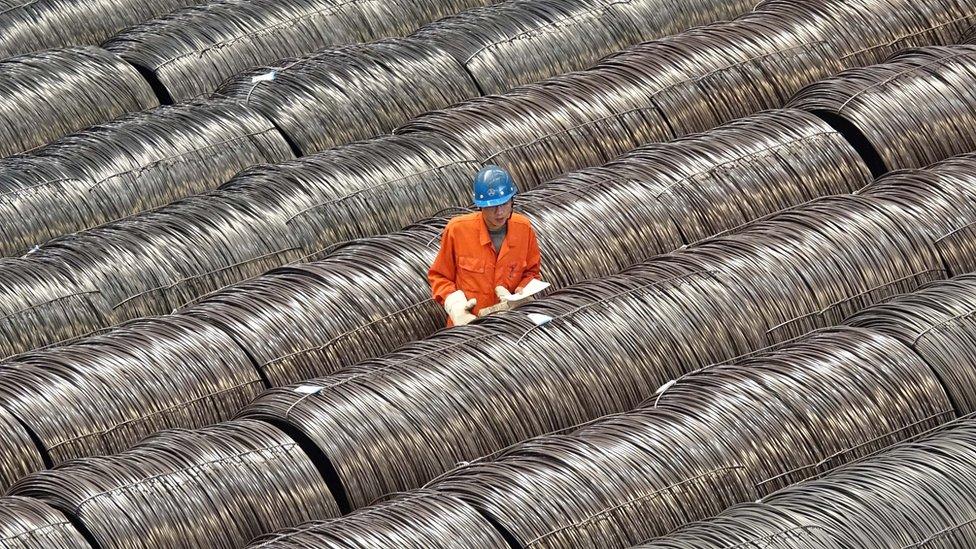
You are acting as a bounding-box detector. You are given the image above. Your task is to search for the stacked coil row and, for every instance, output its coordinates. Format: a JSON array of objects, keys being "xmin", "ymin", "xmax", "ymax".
[{"xmin": 2, "ymin": 2, "xmax": 972, "ymax": 362}]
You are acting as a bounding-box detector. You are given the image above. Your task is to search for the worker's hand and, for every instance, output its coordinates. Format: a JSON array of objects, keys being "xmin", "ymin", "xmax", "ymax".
[
  {"xmin": 478, "ymin": 300, "xmax": 511, "ymax": 317},
  {"xmin": 445, "ymin": 290, "xmax": 477, "ymax": 326},
  {"xmin": 495, "ymin": 286, "xmax": 513, "ymax": 300}
]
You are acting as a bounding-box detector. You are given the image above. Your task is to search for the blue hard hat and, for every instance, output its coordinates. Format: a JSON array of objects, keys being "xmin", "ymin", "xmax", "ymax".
[{"xmin": 473, "ymin": 165, "xmax": 518, "ymax": 208}]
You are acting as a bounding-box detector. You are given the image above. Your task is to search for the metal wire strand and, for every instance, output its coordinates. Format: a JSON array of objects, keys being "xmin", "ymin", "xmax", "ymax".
[
  {"xmin": 215, "ymin": 38, "xmax": 480, "ymax": 155},
  {"xmin": 246, "ymin": 490, "xmax": 511, "ymax": 548},
  {"xmin": 788, "ymin": 44, "xmax": 976, "ymax": 174},
  {"xmin": 0, "ymin": 99, "xmax": 294, "ymax": 257},
  {"xmin": 0, "ymin": 0, "xmax": 201, "ymax": 59},
  {"xmin": 8, "ymin": 420, "xmax": 340, "ymax": 549},
  {"xmin": 0, "ymin": 314, "xmax": 264, "ymax": 468},
  {"xmin": 0, "ymin": 404, "xmax": 45, "ymax": 494},
  {"xmin": 409, "ymin": 0, "xmax": 756, "ymax": 94},
  {"xmin": 102, "ymin": 0, "xmax": 493, "ymax": 103},
  {"xmin": 0, "ymin": 46, "xmax": 158, "ymax": 158},
  {"xmin": 0, "ymin": 495, "xmax": 92, "ymax": 549},
  {"xmin": 635, "ymin": 420, "xmax": 976, "ymax": 549}
]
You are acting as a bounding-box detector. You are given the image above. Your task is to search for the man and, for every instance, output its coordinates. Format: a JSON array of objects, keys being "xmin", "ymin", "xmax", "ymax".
[{"xmin": 429, "ymin": 165, "xmax": 542, "ymax": 327}]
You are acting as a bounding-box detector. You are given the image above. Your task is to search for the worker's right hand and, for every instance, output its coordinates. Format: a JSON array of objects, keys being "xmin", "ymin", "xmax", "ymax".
[{"xmin": 444, "ymin": 290, "xmax": 477, "ymax": 326}]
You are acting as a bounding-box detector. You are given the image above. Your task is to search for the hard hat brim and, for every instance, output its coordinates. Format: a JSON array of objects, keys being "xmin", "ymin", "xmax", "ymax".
[{"xmin": 474, "ymin": 192, "xmax": 515, "ymax": 208}]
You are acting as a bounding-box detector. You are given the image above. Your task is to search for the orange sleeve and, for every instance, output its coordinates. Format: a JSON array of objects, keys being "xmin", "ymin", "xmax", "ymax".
[
  {"xmin": 518, "ymin": 224, "xmax": 541, "ymax": 291},
  {"xmin": 428, "ymin": 224, "xmax": 458, "ymax": 305}
]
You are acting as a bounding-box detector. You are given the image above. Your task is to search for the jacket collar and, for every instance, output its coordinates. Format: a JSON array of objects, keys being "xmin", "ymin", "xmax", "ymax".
[{"xmin": 476, "ymin": 211, "xmax": 492, "ymax": 247}]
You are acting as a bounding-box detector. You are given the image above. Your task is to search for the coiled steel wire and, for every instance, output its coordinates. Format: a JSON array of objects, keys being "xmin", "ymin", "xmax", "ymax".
[
  {"xmin": 789, "ymin": 44, "xmax": 976, "ymax": 174},
  {"xmin": 0, "ymin": 0, "xmax": 954, "ymax": 358},
  {"xmin": 0, "ymin": 0, "xmax": 200, "ymax": 59},
  {"xmin": 635, "ymin": 419, "xmax": 976, "ymax": 548},
  {"xmin": 9, "ymin": 420, "xmax": 340, "ymax": 549},
  {"xmin": 414, "ymin": 328, "xmax": 951, "ymax": 549},
  {"xmin": 0, "ymin": 99, "xmax": 293, "ymax": 257},
  {"xmin": 0, "ymin": 47, "xmax": 158, "ymax": 157},
  {"xmin": 399, "ymin": 0, "xmax": 974, "ymax": 188},
  {"xmin": 0, "ymin": 405, "xmax": 44, "ymax": 494},
  {"xmin": 238, "ymin": 185, "xmax": 959, "ymax": 511},
  {"xmin": 409, "ymin": 0, "xmax": 755, "ymax": 95},
  {"xmin": 248, "ymin": 490, "xmax": 510, "ymax": 548},
  {"xmin": 185, "ymin": 109, "xmax": 869, "ymax": 387},
  {"xmin": 0, "ymin": 496, "xmax": 92, "ymax": 549},
  {"xmin": 846, "ymin": 274, "xmax": 976, "ymax": 416},
  {"xmin": 0, "ymin": 315, "xmax": 263, "ymax": 468},
  {"xmin": 216, "ymin": 39, "xmax": 481, "ymax": 155},
  {"xmin": 0, "ymin": 259, "xmax": 112, "ymax": 359},
  {"xmin": 102, "ymin": 0, "xmax": 492, "ymax": 103}
]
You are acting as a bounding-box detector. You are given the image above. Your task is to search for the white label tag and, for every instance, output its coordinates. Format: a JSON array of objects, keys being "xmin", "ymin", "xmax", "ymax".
[
  {"xmin": 293, "ymin": 385, "xmax": 322, "ymax": 395},
  {"xmin": 526, "ymin": 313, "xmax": 553, "ymax": 326},
  {"xmin": 503, "ymin": 279, "xmax": 551, "ymax": 302},
  {"xmin": 655, "ymin": 379, "xmax": 676, "ymax": 395},
  {"xmin": 251, "ymin": 71, "xmax": 277, "ymax": 83}
]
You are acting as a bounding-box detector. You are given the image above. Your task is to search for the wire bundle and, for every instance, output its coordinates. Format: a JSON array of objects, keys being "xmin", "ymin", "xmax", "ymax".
[
  {"xmin": 0, "ymin": 0, "xmax": 199, "ymax": 59},
  {"xmin": 103, "ymin": 0, "xmax": 492, "ymax": 102},
  {"xmin": 10, "ymin": 420, "xmax": 340, "ymax": 549},
  {"xmin": 0, "ymin": 405, "xmax": 45, "ymax": 493},
  {"xmin": 0, "ymin": 315, "xmax": 263, "ymax": 467},
  {"xmin": 847, "ymin": 274, "xmax": 976, "ymax": 416},
  {"xmin": 410, "ymin": 0, "xmax": 756, "ymax": 95},
  {"xmin": 0, "ymin": 99, "xmax": 293, "ymax": 257},
  {"xmin": 0, "ymin": 47, "xmax": 158, "ymax": 157},
  {"xmin": 0, "ymin": 496, "xmax": 92, "ymax": 549},
  {"xmin": 29, "ymin": 189, "xmax": 304, "ymax": 326},
  {"xmin": 0, "ymin": 258, "xmax": 112, "ymax": 359},
  {"xmin": 238, "ymin": 182, "xmax": 959, "ymax": 511},
  {"xmin": 399, "ymin": 0, "xmax": 973, "ymax": 189},
  {"xmin": 419, "ymin": 328, "xmax": 951, "ymax": 549},
  {"xmin": 788, "ymin": 45, "xmax": 976, "ymax": 174},
  {"xmin": 217, "ymin": 39, "xmax": 480, "ymax": 155},
  {"xmin": 636, "ymin": 419, "xmax": 976, "ymax": 548},
  {"xmin": 183, "ymin": 109, "xmax": 869, "ymax": 387},
  {"xmin": 248, "ymin": 490, "xmax": 511, "ymax": 548}
]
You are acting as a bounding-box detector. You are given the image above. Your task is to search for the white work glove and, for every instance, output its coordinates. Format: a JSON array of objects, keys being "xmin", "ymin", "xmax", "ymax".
[
  {"xmin": 478, "ymin": 286, "xmax": 515, "ymax": 317},
  {"xmin": 444, "ymin": 290, "xmax": 477, "ymax": 326}
]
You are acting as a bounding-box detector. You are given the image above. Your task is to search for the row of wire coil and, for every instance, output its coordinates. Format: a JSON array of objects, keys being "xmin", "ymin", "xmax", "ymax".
[
  {"xmin": 6, "ymin": 0, "xmax": 976, "ymax": 546},
  {"xmin": 0, "ymin": 0, "xmax": 973, "ymax": 365}
]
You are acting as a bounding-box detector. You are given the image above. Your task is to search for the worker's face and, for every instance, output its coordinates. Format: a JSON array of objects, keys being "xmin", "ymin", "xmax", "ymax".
[{"xmin": 482, "ymin": 200, "xmax": 513, "ymax": 231}]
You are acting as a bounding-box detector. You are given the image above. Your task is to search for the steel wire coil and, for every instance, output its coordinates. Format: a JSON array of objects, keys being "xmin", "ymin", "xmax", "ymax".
[
  {"xmin": 0, "ymin": 259, "xmax": 112, "ymax": 359},
  {"xmin": 102, "ymin": 0, "xmax": 492, "ymax": 103},
  {"xmin": 0, "ymin": 405, "xmax": 45, "ymax": 494},
  {"xmin": 0, "ymin": 496, "xmax": 92, "ymax": 549},
  {"xmin": 0, "ymin": 99, "xmax": 293, "ymax": 257},
  {"xmin": 409, "ymin": 0, "xmax": 755, "ymax": 95},
  {"xmin": 0, "ymin": 47, "xmax": 158, "ymax": 158},
  {"xmin": 0, "ymin": 315, "xmax": 263, "ymax": 470},
  {"xmin": 8, "ymin": 419, "xmax": 340, "ymax": 549},
  {"xmin": 238, "ymin": 186, "xmax": 959, "ymax": 511},
  {"xmin": 788, "ymin": 45, "xmax": 976, "ymax": 174},
  {"xmin": 182, "ymin": 109, "xmax": 868, "ymax": 387},
  {"xmin": 28, "ymin": 189, "xmax": 305, "ymax": 327},
  {"xmin": 416, "ymin": 327, "xmax": 951, "ymax": 549},
  {"xmin": 247, "ymin": 490, "xmax": 510, "ymax": 548},
  {"xmin": 216, "ymin": 39, "xmax": 480, "ymax": 155},
  {"xmin": 0, "ymin": 0, "xmax": 200, "ymax": 59},
  {"xmin": 846, "ymin": 274, "xmax": 976, "ymax": 416},
  {"xmin": 635, "ymin": 419, "xmax": 976, "ymax": 549}
]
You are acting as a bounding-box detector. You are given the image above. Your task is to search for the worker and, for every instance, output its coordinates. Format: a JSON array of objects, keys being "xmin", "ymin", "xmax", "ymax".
[{"xmin": 428, "ymin": 165, "xmax": 542, "ymax": 327}]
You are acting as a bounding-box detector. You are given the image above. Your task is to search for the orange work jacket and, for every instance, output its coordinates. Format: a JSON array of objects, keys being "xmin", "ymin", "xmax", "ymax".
[{"xmin": 429, "ymin": 211, "xmax": 542, "ymax": 325}]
